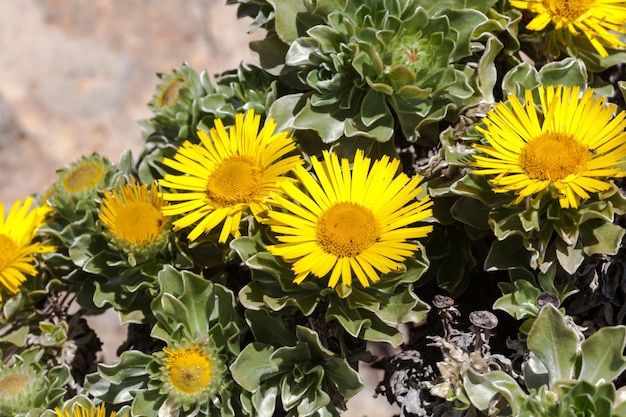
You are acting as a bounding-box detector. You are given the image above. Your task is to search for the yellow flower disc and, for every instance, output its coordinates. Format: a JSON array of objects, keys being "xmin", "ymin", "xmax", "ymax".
[
  {"xmin": 63, "ymin": 163, "xmax": 104, "ymax": 193},
  {"xmin": 205, "ymin": 155, "xmax": 263, "ymax": 207},
  {"xmin": 115, "ymin": 202, "xmax": 164, "ymax": 243},
  {"xmin": 159, "ymin": 78, "xmax": 185, "ymax": 107},
  {"xmin": 0, "ymin": 373, "xmax": 30, "ymax": 397},
  {"xmin": 547, "ymin": 0, "xmax": 593, "ymax": 20},
  {"xmin": 316, "ymin": 202, "xmax": 380, "ymax": 258},
  {"xmin": 519, "ymin": 132, "xmax": 590, "ymax": 181},
  {"xmin": 164, "ymin": 346, "xmax": 213, "ymax": 395}
]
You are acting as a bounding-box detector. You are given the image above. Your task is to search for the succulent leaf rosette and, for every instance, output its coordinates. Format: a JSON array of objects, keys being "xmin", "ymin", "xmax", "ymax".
[
  {"xmin": 264, "ymin": 0, "xmax": 494, "ymax": 147},
  {"xmin": 84, "ymin": 267, "xmax": 248, "ymax": 417}
]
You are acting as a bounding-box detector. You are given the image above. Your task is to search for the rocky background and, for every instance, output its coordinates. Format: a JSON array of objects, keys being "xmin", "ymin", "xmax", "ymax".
[{"xmin": 0, "ymin": 1, "xmax": 396, "ymax": 415}]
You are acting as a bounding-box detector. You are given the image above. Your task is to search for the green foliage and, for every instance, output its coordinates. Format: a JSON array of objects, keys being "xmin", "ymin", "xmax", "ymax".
[
  {"xmin": 230, "ymin": 326, "xmax": 363, "ymax": 417},
  {"xmin": 4, "ymin": 0, "xmax": 626, "ymax": 416},
  {"xmin": 463, "ymin": 305, "xmax": 626, "ymax": 416}
]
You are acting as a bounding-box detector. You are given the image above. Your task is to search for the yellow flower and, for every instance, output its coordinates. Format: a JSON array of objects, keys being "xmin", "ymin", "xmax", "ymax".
[
  {"xmin": 164, "ymin": 346, "xmax": 213, "ymax": 394},
  {"xmin": 0, "ymin": 197, "xmax": 54, "ymax": 300},
  {"xmin": 510, "ymin": 0, "xmax": 626, "ymax": 56},
  {"xmin": 266, "ymin": 150, "xmax": 433, "ymax": 289},
  {"xmin": 472, "ymin": 85, "xmax": 626, "ymax": 208},
  {"xmin": 99, "ymin": 178, "xmax": 169, "ymax": 256},
  {"xmin": 160, "ymin": 344, "xmax": 223, "ymax": 407},
  {"xmin": 55, "ymin": 403, "xmax": 116, "ymax": 417},
  {"xmin": 57, "ymin": 154, "xmax": 110, "ymax": 195},
  {"xmin": 159, "ymin": 110, "xmax": 303, "ymax": 243}
]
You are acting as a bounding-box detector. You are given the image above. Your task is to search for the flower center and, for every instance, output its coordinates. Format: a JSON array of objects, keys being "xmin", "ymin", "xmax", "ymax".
[
  {"xmin": 388, "ymin": 36, "xmax": 429, "ymax": 78},
  {"xmin": 64, "ymin": 164, "xmax": 104, "ymax": 192},
  {"xmin": 544, "ymin": 0, "xmax": 593, "ymax": 20},
  {"xmin": 159, "ymin": 78, "xmax": 185, "ymax": 107},
  {"xmin": 0, "ymin": 235, "xmax": 17, "ymax": 272},
  {"xmin": 519, "ymin": 132, "xmax": 591, "ymax": 181},
  {"xmin": 114, "ymin": 202, "xmax": 166, "ymax": 244},
  {"xmin": 205, "ymin": 155, "xmax": 263, "ymax": 207},
  {"xmin": 166, "ymin": 347, "xmax": 213, "ymax": 395},
  {"xmin": 0, "ymin": 373, "xmax": 30, "ymax": 397},
  {"xmin": 316, "ymin": 202, "xmax": 380, "ymax": 257}
]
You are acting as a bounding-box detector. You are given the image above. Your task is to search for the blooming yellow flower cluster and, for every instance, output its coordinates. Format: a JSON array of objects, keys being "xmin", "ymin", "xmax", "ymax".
[{"xmin": 158, "ymin": 109, "xmax": 433, "ymax": 289}]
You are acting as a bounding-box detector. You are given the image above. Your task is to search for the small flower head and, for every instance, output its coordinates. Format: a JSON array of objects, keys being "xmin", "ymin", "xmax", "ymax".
[
  {"xmin": 56, "ymin": 154, "xmax": 111, "ymax": 196},
  {"xmin": 157, "ymin": 343, "xmax": 225, "ymax": 409},
  {"xmin": 159, "ymin": 109, "xmax": 303, "ymax": 243},
  {"xmin": 472, "ymin": 85, "xmax": 626, "ymax": 208},
  {"xmin": 47, "ymin": 154, "xmax": 116, "ymax": 216},
  {"xmin": 0, "ymin": 197, "xmax": 54, "ymax": 301},
  {"xmin": 266, "ymin": 150, "xmax": 433, "ymax": 289},
  {"xmin": 55, "ymin": 403, "xmax": 116, "ymax": 417},
  {"xmin": 98, "ymin": 178, "xmax": 170, "ymax": 260},
  {"xmin": 0, "ymin": 364, "xmax": 45, "ymax": 414},
  {"xmin": 510, "ymin": 0, "xmax": 626, "ymax": 56},
  {"xmin": 148, "ymin": 64, "xmax": 201, "ymax": 120}
]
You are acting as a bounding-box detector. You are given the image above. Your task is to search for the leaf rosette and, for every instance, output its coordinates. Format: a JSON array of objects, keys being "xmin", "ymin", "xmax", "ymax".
[
  {"xmin": 84, "ymin": 266, "xmax": 249, "ymax": 417},
  {"xmin": 266, "ymin": 0, "xmax": 490, "ymax": 146},
  {"xmin": 230, "ymin": 326, "xmax": 363, "ymax": 417}
]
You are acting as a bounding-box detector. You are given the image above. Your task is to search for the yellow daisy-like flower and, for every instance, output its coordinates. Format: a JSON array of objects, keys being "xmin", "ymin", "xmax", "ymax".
[
  {"xmin": 159, "ymin": 109, "xmax": 303, "ymax": 243},
  {"xmin": 510, "ymin": 0, "xmax": 626, "ymax": 57},
  {"xmin": 57, "ymin": 154, "xmax": 110, "ymax": 195},
  {"xmin": 164, "ymin": 346, "xmax": 213, "ymax": 394},
  {"xmin": 160, "ymin": 344, "xmax": 223, "ymax": 407},
  {"xmin": 0, "ymin": 197, "xmax": 54, "ymax": 301},
  {"xmin": 99, "ymin": 178, "xmax": 169, "ymax": 255},
  {"xmin": 472, "ymin": 85, "xmax": 626, "ymax": 209},
  {"xmin": 55, "ymin": 403, "xmax": 116, "ymax": 417},
  {"xmin": 266, "ymin": 150, "xmax": 434, "ymax": 289}
]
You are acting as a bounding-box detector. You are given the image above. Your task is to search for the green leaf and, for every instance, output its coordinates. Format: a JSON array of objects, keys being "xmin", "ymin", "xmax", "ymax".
[
  {"xmin": 580, "ymin": 220, "xmax": 625, "ymax": 257},
  {"xmin": 267, "ymin": 0, "xmax": 309, "ymax": 42},
  {"xmin": 485, "ymin": 235, "xmax": 532, "ymax": 271},
  {"xmin": 450, "ymin": 196, "xmax": 491, "ymax": 230},
  {"xmin": 527, "ymin": 304, "xmax": 578, "ymax": 385},
  {"xmin": 230, "ymin": 343, "xmax": 277, "ymax": 392},
  {"xmin": 538, "ymin": 57, "xmax": 588, "ymax": 88},
  {"xmin": 375, "ymin": 287, "xmax": 430, "ymax": 326},
  {"xmin": 84, "ymin": 351, "xmax": 151, "ymax": 404},
  {"xmin": 579, "ymin": 326, "xmax": 626, "ymax": 384},
  {"xmin": 493, "ymin": 279, "xmax": 540, "ymax": 320},
  {"xmin": 502, "ymin": 63, "xmax": 540, "ymax": 97},
  {"xmin": 245, "ymin": 309, "xmax": 298, "ymax": 347},
  {"xmin": 251, "ymin": 385, "xmax": 279, "ymax": 417},
  {"xmin": 151, "ymin": 266, "xmax": 244, "ymax": 343},
  {"xmin": 464, "ymin": 369, "xmax": 527, "ymax": 415},
  {"xmin": 476, "ymin": 35, "xmax": 504, "ymax": 101},
  {"xmin": 250, "ymin": 35, "xmax": 290, "ymax": 76},
  {"xmin": 555, "ymin": 239, "xmax": 585, "ymax": 275},
  {"xmin": 0, "ymin": 325, "xmax": 29, "ymax": 347},
  {"xmin": 327, "ymin": 298, "xmax": 404, "ymax": 346}
]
